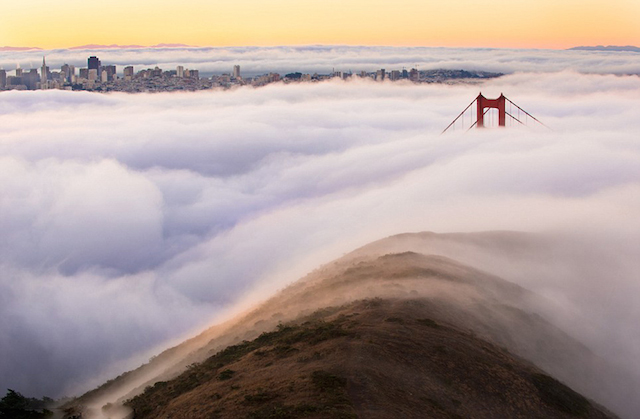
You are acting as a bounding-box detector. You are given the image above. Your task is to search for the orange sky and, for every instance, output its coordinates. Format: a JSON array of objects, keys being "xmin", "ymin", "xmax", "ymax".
[{"xmin": 1, "ymin": 0, "xmax": 639, "ymax": 49}]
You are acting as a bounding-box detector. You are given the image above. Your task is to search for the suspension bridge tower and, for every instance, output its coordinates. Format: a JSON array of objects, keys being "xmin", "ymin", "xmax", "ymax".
[
  {"xmin": 477, "ymin": 93, "xmax": 506, "ymax": 128},
  {"xmin": 442, "ymin": 93, "xmax": 547, "ymax": 134}
]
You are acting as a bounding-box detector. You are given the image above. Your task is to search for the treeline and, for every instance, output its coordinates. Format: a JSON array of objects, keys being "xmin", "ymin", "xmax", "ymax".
[{"xmin": 0, "ymin": 389, "xmax": 54, "ymax": 418}]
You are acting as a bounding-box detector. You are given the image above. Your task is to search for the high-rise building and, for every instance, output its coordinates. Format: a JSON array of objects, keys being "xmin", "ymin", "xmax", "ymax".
[
  {"xmin": 176, "ymin": 66, "xmax": 184, "ymax": 78},
  {"xmin": 79, "ymin": 68, "xmax": 89, "ymax": 79},
  {"xmin": 88, "ymin": 69, "xmax": 98, "ymax": 81},
  {"xmin": 104, "ymin": 65, "xmax": 116, "ymax": 81},
  {"xmin": 26, "ymin": 69, "xmax": 39, "ymax": 90},
  {"xmin": 16, "ymin": 65, "xmax": 22, "ymax": 77},
  {"xmin": 40, "ymin": 57, "xmax": 48, "ymax": 88},
  {"xmin": 409, "ymin": 68, "xmax": 418, "ymax": 82},
  {"xmin": 233, "ymin": 65, "xmax": 241, "ymax": 79},
  {"xmin": 0, "ymin": 69, "xmax": 6, "ymax": 88},
  {"xmin": 123, "ymin": 66, "xmax": 134, "ymax": 80},
  {"xmin": 61, "ymin": 64, "xmax": 75, "ymax": 82},
  {"xmin": 101, "ymin": 69, "xmax": 108, "ymax": 83},
  {"xmin": 376, "ymin": 68, "xmax": 386, "ymax": 81},
  {"xmin": 88, "ymin": 56, "xmax": 101, "ymax": 73}
]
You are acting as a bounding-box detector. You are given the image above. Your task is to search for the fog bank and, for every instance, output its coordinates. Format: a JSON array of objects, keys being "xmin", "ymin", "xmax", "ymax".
[{"xmin": 0, "ymin": 71, "xmax": 639, "ymax": 407}]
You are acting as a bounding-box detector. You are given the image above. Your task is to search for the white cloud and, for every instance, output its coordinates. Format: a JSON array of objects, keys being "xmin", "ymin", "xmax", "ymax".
[{"xmin": 0, "ymin": 66, "xmax": 639, "ymax": 418}]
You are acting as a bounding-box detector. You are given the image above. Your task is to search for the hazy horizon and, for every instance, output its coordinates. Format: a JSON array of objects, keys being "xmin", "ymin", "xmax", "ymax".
[
  {"xmin": 2, "ymin": 45, "xmax": 640, "ymax": 79},
  {"xmin": 4, "ymin": 42, "xmax": 638, "ymax": 50}
]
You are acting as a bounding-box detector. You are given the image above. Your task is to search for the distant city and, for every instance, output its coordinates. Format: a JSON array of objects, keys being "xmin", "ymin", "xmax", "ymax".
[{"xmin": 0, "ymin": 55, "xmax": 502, "ymax": 93}]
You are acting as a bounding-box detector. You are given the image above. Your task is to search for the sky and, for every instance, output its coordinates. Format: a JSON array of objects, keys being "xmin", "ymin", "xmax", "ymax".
[
  {"xmin": 1, "ymin": 47, "xmax": 640, "ymax": 417},
  {"xmin": 1, "ymin": 0, "xmax": 640, "ymax": 49}
]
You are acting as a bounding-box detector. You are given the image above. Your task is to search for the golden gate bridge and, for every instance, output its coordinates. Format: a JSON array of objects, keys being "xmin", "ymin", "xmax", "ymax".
[{"xmin": 442, "ymin": 93, "xmax": 549, "ymax": 134}]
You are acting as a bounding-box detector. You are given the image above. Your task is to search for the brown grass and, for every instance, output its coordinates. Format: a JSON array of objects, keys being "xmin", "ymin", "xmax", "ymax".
[{"xmin": 125, "ymin": 297, "xmax": 614, "ymax": 419}]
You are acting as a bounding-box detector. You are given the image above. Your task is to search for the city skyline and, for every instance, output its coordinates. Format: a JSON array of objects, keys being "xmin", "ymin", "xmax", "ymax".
[
  {"xmin": 1, "ymin": 0, "xmax": 639, "ymax": 50},
  {"xmin": 0, "ymin": 52, "xmax": 504, "ymax": 92}
]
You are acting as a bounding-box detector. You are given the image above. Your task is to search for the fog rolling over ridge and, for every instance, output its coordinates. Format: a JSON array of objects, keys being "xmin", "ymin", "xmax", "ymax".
[
  {"xmin": 0, "ymin": 65, "xmax": 639, "ymax": 416},
  {"xmin": 71, "ymin": 232, "xmax": 633, "ymax": 418}
]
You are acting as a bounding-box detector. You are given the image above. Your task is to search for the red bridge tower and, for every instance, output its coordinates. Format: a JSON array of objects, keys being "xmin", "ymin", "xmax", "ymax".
[
  {"xmin": 476, "ymin": 93, "xmax": 506, "ymax": 128},
  {"xmin": 441, "ymin": 93, "xmax": 548, "ymax": 134}
]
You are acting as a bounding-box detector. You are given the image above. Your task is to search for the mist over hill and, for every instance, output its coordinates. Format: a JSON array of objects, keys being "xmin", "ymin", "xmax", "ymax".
[{"xmin": 66, "ymin": 232, "xmax": 633, "ymax": 418}]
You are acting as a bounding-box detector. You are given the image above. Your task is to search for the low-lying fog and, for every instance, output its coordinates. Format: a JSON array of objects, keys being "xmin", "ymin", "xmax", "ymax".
[{"xmin": 1, "ymin": 63, "xmax": 639, "ymax": 416}]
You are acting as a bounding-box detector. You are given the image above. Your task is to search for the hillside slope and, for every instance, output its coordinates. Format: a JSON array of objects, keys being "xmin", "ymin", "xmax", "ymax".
[
  {"xmin": 124, "ymin": 296, "xmax": 614, "ymax": 419},
  {"xmin": 67, "ymin": 232, "xmax": 630, "ymax": 418}
]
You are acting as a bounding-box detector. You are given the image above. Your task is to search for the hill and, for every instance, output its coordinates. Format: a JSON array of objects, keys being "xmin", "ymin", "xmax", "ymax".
[
  {"xmin": 568, "ymin": 45, "xmax": 640, "ymax": 53},
  {"xmin": 64, "ymin": 232, "xmax": 629, "ymax": 418},
  {"xmin": 124, "ymin": 295, "xmax": 613, "ymax": 419}
]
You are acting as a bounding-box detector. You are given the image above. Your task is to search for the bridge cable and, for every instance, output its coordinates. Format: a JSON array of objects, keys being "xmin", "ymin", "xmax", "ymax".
[{"xmin": 441, "ymin": 98, "xmax": 477, "ymax": 135}]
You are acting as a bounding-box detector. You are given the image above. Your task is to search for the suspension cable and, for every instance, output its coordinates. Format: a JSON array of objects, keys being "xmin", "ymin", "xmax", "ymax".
[{"xmin": 441, "ymin": 98, "xmax": 477, "ymax": 134}]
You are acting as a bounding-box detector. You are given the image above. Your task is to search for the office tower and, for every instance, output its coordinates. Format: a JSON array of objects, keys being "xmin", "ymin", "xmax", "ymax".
[
  {"xmin": 26, "ymin": 69, "xmax": 39, "ymax": 90},
  {"xmin": 88, "ymin": 69, "xmax": 98, "ymax": 81},
  {"xmin": 123, "ymin": 66, "xmax": 134, "ymax": 80},
  {"xmin": 40, "ymin": 57, "xmax": 48, "ymax": 88},
  {"xmin": 176, "ymin": 66, "xmax": 184, "ymax": 78},
  {"xmin": 88, "ymin": 56, "xmax": 101, "ymax": 74},
  {"xmin": 0, "ymin": 69, "xmax": 6, "ymax": 88},
  {"xmin": 101, "ymin": 69, "xmax": 108, "ymax": 83},
  {"xmin": 61, "ymin": 64, "xmax": 75, "ymax": 82},
  {"xmin": 190, "ymin": 69, "xmax": 199, "ymax": 79},
  {"xmin": 409, "ymin": 68, "xmax": 418, "ymax": 82},
  {"xmin": 104, "ymin": 65, "xmax": 116, "ymax": 81},
  {"xmin": 16, "ymin": 65, "xmax": 22, "ymax": 77},
  {"xmin": 376, "ymin": 68, "xmax": 386, "ymax": 81},
  {"xmin": 61, "ymin": 64, "xmax": 70, "ymax": 82},
  {"xmin": 79, "ymin": 68, "xmax": 89, "ymax": 79},
  {"xmin": 233, "ymin": 65, "xmax": 240, "ymax": 79}
]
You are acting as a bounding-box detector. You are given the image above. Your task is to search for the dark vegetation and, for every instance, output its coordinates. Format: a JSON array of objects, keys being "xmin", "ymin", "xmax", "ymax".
[
  {"xmin": 125, "ymin": 316, "xmax": 357, "ymax": 418},
  {"xmin": 531, "ymin": 373, "xmax": 591, "ymax": 417},
  {"xmin": 284, "ymin": 72, "xmax": 302, "ymax": 79},
  {"xmin": 0, "ymin": 389, "xmax": 54, "ymax": 419}
]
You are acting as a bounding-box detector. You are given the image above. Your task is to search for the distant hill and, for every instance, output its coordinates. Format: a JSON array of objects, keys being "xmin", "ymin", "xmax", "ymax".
[
  {"xmin": 0, "ymin": 46, "xmax": 42, "ymax": 51},
  {"xmin": 569, "ymin": 45, "xmax": 640, "ymax": 53},
  {"xmin": 64, "ymin": 232, "xmax": 633, "ymax": 419},
  {"xmin": 69, "ymin": 44, "xmax": 192, "ymax": 50}
]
